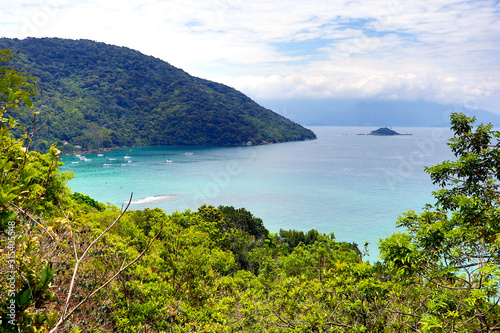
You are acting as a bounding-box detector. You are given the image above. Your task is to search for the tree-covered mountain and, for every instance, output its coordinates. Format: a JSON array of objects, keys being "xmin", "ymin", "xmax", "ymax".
[{"xmin": 0, "ymin": 37, "xmax": 316, "ymax": 152}]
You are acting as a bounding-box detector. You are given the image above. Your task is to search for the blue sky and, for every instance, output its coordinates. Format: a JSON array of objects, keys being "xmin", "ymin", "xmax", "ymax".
[{"xmin": 2, "ymin": 0, "xmax": 500, "ymax": 112}]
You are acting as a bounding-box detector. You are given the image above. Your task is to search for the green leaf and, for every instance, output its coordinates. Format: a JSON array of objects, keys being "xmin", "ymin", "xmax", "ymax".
[
  {"xmin": 19, "ymin": 289, "xmax": 32, "ymax": 306},
  {"xmin": 23, "ymin": 97, "xmax": 33, "ymax": 108}
]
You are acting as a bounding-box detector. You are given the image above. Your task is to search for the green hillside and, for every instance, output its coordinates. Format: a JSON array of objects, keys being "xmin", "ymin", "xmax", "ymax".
[
  {"xmin": 3, "ymin": 49, "xmax": 500, "ymax": 332},
  {"xmin": 369, "ymin": 127, "xmax": 400, "ymax": 135},
  {"xmin": 0, "ymin": 37, "xmax": 316, "ymax": 152}
]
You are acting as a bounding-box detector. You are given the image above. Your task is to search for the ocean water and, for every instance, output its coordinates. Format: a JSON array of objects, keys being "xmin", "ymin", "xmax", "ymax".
[{"xmin": 60, "ymin": 126, "xmax": 455, "ymax": 259}]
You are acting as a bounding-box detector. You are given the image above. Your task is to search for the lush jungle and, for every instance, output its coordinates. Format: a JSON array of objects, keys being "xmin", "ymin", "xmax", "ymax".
[
  {"xmin": 0, "ymin": 38, "xmax": 316, "ymax": 153},
  {"xmin": 1, "ymin": 49, "xmax": 500, "ymax": 332}
]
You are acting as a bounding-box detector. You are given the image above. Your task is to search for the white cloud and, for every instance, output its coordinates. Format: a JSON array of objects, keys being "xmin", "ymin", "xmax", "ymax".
[{"xmin": 1, "ymin": 0, "xmax": 499, "ymax": 110}]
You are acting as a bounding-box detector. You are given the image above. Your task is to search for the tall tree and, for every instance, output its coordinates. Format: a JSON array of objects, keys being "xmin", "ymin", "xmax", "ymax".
[{"xmin": 380, "ymin": 113, "xmax": 500, "ymax": 332}]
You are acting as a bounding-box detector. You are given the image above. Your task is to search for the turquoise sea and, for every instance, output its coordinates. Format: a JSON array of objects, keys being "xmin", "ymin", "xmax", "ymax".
[{"xmin": 60, "ymin": 126, "xmax": 455, "ymax": 258}]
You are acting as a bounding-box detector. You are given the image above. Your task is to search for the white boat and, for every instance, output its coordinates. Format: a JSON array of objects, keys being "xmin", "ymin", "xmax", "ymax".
[
  {"xmin": 108, "ymin": 158, "xmax": 116, "ymax": 161},
  {"xmin": 165, "ymin": 160, "xmax": 172, "ymax": 163},
  {"xmin": 97, "ymin": 154, "xmax": 104, "ymax": 157},
  {"xmin": 183, "ymin": 152, "xmax": 193, "ymax": 156},
  {"xmin": 71, "ymin": 161, "xmax": 79, "ymax": 164},
  {"xmin": 127, "ymin": 160, "xmax": 132, "ymax": 163},
  {"xmin": 124, "ymin": 156, "xmax": 131, "ymax": 159},
  {"xmin": 102, "ymin": 163, "xmax": 112, "ymax": 167}
]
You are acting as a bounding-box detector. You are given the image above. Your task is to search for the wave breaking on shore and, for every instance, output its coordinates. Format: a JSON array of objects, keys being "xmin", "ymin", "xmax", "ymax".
[{"xmin": 130, "ymin": 195, "xmax": 182, "ymax": 205}]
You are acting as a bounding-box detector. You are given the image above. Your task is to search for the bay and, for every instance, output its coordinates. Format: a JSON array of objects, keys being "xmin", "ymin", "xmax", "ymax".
[{"xmin": 60, "ymin": 126, "xmax": 455, "ymax": 259}]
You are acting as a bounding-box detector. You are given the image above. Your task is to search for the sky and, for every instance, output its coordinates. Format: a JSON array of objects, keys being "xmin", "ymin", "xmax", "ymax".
[{"xmin": 2, "ymin": 0, "xmax": 500, "ymax": 112}]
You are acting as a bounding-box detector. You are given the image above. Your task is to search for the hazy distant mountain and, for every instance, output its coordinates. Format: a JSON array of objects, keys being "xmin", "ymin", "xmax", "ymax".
[
  {"xmin": 260, "ymin": 98, "xmax": 500, "ymax": 127},
  {"xmin": 0, "ymin": 38, "xmax": 316, "ymax": 152}
]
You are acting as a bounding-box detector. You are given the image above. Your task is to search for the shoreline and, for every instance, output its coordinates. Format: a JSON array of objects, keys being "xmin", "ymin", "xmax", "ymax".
[
  {"xmin": 61, "ymin": 137, "xmax": 317, "ymax": 156},
  {"xmin": 62, "ymin": 147, "xmax": 136, "ymax": 156}
]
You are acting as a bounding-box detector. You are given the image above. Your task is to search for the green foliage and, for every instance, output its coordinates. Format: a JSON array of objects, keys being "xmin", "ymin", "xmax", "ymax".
[
  {"xmin": 4, "ymin": 45, "xmax": 500, "ymax": 332},
  {"xmin": 0, "ymin": 38, "xmax": 316, "ymax": 152},
  {"xmin": 0, "ymin": 48, "xmax": 65, "ymax": 332},
  {"xmin": 218, "ymin": 205, "xmax": 269, "ymax": 239},
  {"xmin": 279, "ymin": 228, "xmax": 322, "ymax": 251},
  {"xmin": 379, "ymin": 113, "xmax": 500, "ymax": 331},
  {"xmin": 70, "ymin": 192, "xmax": 105, "ymax": 212},
  {"xmin": 279, "ymin": 228, "xmax": 362, "ymax": 257}
]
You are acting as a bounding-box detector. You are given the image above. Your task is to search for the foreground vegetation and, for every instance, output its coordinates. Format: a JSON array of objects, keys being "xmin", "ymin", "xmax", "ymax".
[
  {"xmin": 2, "ymin": 49, "xmax": 500, "ymax": 332},
  {"xmin": 0, "ymin": 38, "xmax": 316, "ymax": 153}
]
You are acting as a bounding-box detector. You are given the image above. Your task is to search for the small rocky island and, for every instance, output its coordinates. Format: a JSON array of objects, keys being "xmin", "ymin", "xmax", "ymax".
[{"xmin": 367, "ymin": 127, "xmax": 411, "ymax": 136}]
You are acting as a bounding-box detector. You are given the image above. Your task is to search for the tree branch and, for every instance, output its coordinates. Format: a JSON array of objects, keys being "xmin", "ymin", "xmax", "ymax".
[
  {"xmin": 385, "ymin": 309, "xmax": 422, "ymax": 319},
  {"xmin": 48, "ymin": 193, "xmax": 140, "ymax": 333},
  {"xmin": 8, "ymin": 201, "xmax": 54, "ymax": 240},
  {"xmin": 55, "ymin": 224, "xmax": 162, "ymax": 328}
]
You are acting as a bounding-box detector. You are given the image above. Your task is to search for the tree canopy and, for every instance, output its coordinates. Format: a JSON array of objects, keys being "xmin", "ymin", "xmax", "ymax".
[
  {"xmin": 2, "ymin": 47, "xmax": 500, "ymax": 332},
  {"xmin": 0, "ymin": 38, "xmax": 316, "ymax": 153}
]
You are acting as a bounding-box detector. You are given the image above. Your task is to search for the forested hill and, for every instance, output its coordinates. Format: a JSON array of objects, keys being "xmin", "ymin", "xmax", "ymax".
[{"xmin": 0, "ymin": 37, "xmax": 316, "ymax": 152}]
